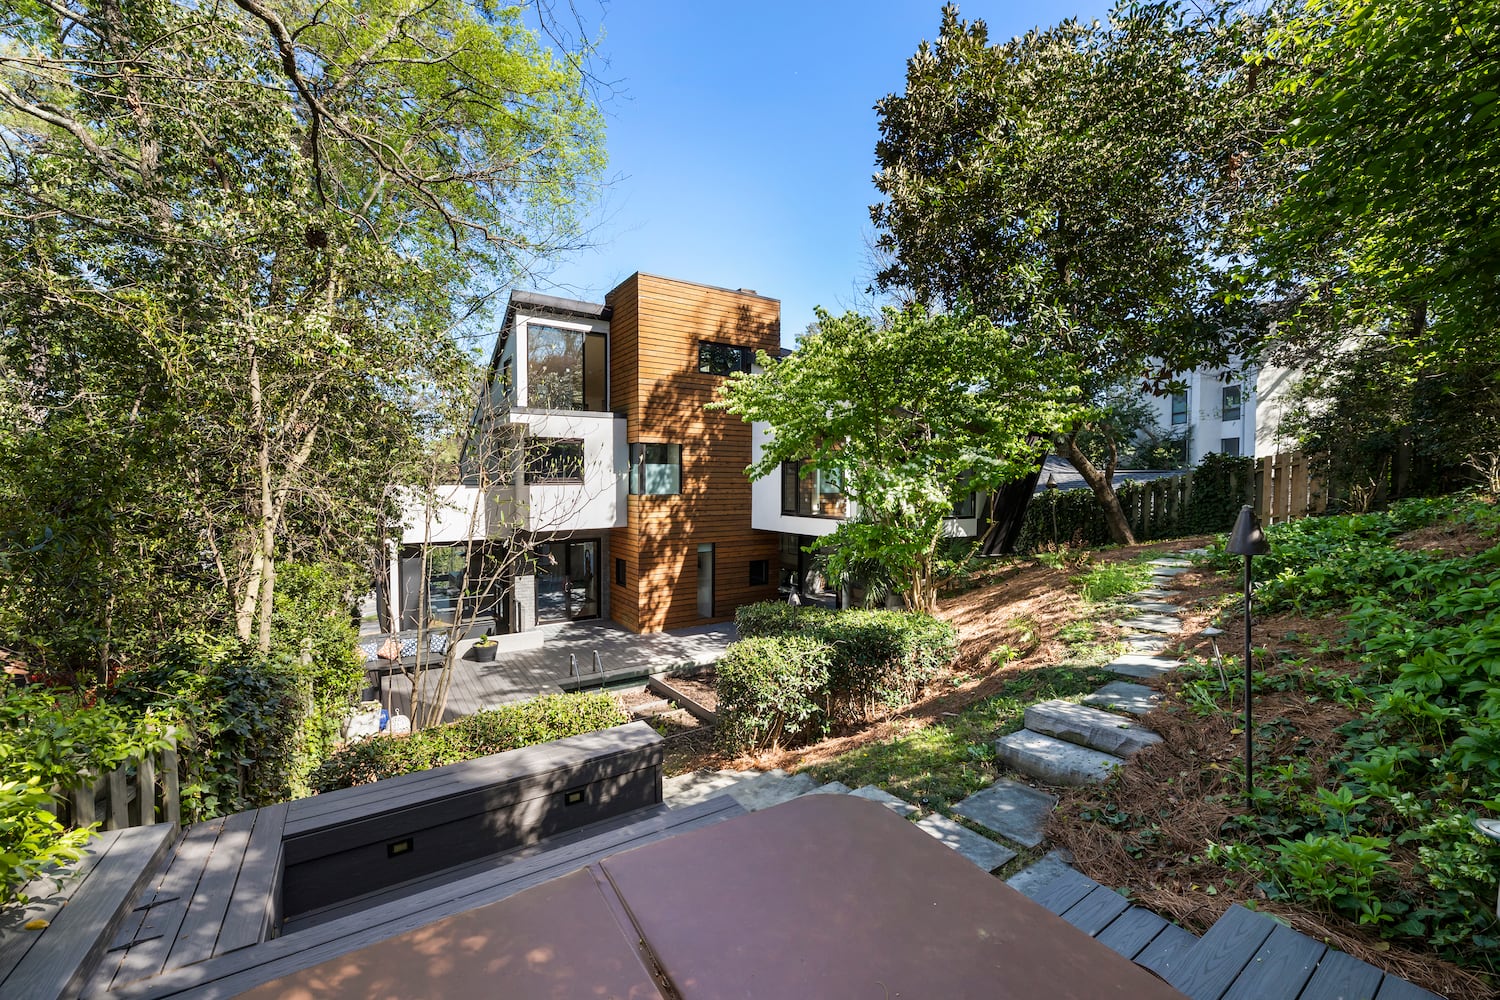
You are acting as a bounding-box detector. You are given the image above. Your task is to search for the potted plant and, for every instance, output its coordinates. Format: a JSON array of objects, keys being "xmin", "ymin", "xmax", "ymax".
[{"xmin": 468, "ymin": 633, "xmax": 498, "ymax": 663}]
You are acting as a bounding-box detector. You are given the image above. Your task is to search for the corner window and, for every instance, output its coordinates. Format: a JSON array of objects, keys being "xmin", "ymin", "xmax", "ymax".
[
  {"xmin": 1221, "ymin": 385, "xmax": 1242, "ymax": 422},
  {"xmin": 749, "ymin": 559, "xmax": 770, "ymax": 586},
  {"xmin": 527, "ymin": 323, "xmax": 606, "ymax": 411},
  {"xmin": 698, "ymin": 341, "xmax": 752, "ymax": 376},
  {"xmin": 629, "ymin": 443, "xmax": 682, "ymax": 495},
  {"xmin": 1171, "ymin": 392, "xmax": 1189, "ymax": 426},
  {"xmin": 525, "ymin": 438, "xmax": 584, "ymax": 483}
]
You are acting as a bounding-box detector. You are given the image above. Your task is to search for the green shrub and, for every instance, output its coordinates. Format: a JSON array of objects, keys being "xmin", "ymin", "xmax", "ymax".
[
  {"xmin": 0, "ymin": 778, "xmax": 94, "ymax": 904},
  {"xmin": 309, "ymin": 692, "xmax": 628, "ymax": 792},
  {"xmin": 715, "ymin": 636, "xmax": 832, "ymax": 752},
  {"xmin": 727, "ymin": 602, "xmax": 958, "ymax": 728}
]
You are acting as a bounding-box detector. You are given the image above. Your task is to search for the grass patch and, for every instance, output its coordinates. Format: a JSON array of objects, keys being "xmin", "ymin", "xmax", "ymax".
[{"xmin": 805, "ymin": 664, "xmax": 1113, "ymax": 811}]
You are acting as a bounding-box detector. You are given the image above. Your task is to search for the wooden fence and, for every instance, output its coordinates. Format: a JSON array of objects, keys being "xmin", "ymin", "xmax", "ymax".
[
  {"xmin": 1255, "ymin": 451, "xmax": 1328, "ymax": 524},
  {"xmin": 50, "ymin": 736, "xmax": 182, "ymax": 831}
]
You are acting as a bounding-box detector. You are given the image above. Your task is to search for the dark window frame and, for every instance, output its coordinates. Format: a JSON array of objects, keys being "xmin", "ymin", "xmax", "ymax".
[
  {"xmin": 615, "ymin": 557, "xmax": 626, "ymax": 587},
  {"xmin": 1221, "ymin": 385, "xmax": 1242, "ymax": 423},
  {"xmin": 698, "ymin": 341, "xmax": 753, "ymax": 376},
  {"xmin": 1171, "ymin": 391, "xmax": 1189, "ymax": 426},
  {"xmin": 780, "ymin": 461, "xmax": 847, "ymax": 518},
  {"xmin": 524, "ymin": 437, "xmax": 585, "ymax": 484},
  {"xmin": 1219, "ymin": 437, "xmax": 1242, "ymax": 457},
  {"xmin": 749, "ymin": 559, "xmax": 770, "ymax": 586}
]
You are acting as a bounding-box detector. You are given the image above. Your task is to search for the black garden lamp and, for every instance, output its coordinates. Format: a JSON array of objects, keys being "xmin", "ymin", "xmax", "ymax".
[{"xmin": 1227, "ymin": 504, "xmax": 1270, "ymax": 808}]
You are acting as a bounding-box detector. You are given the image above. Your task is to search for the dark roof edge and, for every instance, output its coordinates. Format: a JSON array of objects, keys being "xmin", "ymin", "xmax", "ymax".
[{"xmin": 508, "ymin": 289, "xmax": 611, "ymax": 321}]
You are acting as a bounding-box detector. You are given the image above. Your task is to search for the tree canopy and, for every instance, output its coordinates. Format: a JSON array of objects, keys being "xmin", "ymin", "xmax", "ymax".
[
  {"xmin": 870, "ymin": 2, "xmax": 1267, "ymax": 540},
  {"xmin": 714, "ymin": 305, "xmax": 1075, "ymax": 612},
  {"xmin": 0, "ymin": 0, "xmax": 605, "ymax": 674}
]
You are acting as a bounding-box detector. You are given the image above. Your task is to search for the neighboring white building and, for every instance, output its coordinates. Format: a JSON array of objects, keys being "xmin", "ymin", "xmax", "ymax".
[{"xmin": 1139, "ymin": 362, "xmax": 1298, "ymax": 463}]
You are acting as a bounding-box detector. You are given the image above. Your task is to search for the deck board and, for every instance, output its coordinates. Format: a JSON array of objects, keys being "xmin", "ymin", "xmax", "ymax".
[
  {"xmin": 1026, "ymin": 867, "xmax": 1100, "ymax": 915},
  {"xmin": 1059, "ymin": 884, "xmax": 1132, "ymax": 937},
  {"xmin": 0, "ymin": 828, "xmax": 122, "ymax": 986},
  {"xmin": 1162, "ymin": 905, "xmax": 1278, "ymax": 1000},
  {"xmin": 213, "ymin": 802, "xmax": 289, "ymax": 957},
  {"xmin": 1297, "ymin": 948, "xmax": 1385, "ymax": 1000},
  {"xmin": 1136, "ymin": 921, "xmax": 1200, "ymax": 981},
  {"xmin": 1373, "ymin": 974, "xmax": 1444, "ymax": 1000},
  {"xmin": 1219, "ymin": 922, "xmax": 1326, "ymax": 1000},
  {"xmin": 107, "ymin": 818, "xmax": 226, "ymax": 990},
  {"xmin": 1, "ymin": 824, "xmax": 175, "ymax": 1000},
  {"xmin": 1094, "ymin": 905, "xmax": 1170, "ymax": 960},
  {"xmin": 164, "ymin": 809, "xmax": 258, "ymax": 970}
]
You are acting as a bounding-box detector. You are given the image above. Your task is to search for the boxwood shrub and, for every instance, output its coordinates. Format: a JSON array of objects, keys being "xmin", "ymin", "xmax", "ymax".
[
  {"xmin": 724, "ymin": 603, "xmax": 958, "ymax": 745},
  {"xmin": 309, "ymin": 692, "xmax": 627, "ymax": 792},
  {"xmin": 715, "ymin": 635, "xmax": 832, "ymax": 752}
]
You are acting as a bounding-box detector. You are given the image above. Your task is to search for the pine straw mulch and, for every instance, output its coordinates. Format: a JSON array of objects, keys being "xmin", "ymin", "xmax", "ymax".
[{"xmin": 1047, "ymin": 563, "xmax": 1497, "ymax": 1000}]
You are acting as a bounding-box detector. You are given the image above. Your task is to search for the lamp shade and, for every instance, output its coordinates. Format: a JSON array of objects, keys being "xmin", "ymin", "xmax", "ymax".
[{"xmin": 1227, "ymin": 504, "xmax": 1270, "ymax": 556}]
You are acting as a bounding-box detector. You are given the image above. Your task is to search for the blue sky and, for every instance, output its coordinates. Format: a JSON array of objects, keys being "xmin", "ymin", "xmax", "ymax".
[{"xmin": 535, "ymin": 1, "xmax": 1116, "ymax": 346}]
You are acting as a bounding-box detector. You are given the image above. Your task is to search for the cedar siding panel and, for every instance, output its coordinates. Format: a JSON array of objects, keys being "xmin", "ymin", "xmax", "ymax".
[{"xmin": 606, "ymin": 274, "xmax": 780, "ymax": 632}]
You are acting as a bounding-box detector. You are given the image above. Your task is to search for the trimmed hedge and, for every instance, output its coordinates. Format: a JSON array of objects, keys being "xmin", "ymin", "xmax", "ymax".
[
  {"xmin": 720, "ymin": 603, "xmax": 958, "ymax": 751},
  {"xmin": 715, "ymin": 636, "xmax": 832, "ymax": 752},
  {"xmin": 309, "ymin": 692, "xmax": 628, "ymax": 792}
]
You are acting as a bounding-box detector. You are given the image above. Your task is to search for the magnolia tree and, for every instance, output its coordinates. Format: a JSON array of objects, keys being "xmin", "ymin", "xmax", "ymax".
[{"xmin": 714, "ymin": 305, "xmax": 1076, "ymax": 613}]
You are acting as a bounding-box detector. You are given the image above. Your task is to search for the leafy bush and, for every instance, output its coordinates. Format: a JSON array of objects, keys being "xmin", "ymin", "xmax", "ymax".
[
  {"xmin": 1194, "ymin": 494, "xmax": 1500, "ymax": 971},
  {"xmin": 309, "ymin": 692, "xmax": 627, "ymax": 791},
  {"xmin": 0, "ymin": 778, "xmax": 94, "ymax": 904},
  {"xmin": 729, "ymin": 602, "xmax": 958, "ymax": 729},
  {"xmin": 715, "ymin": 636, "xmax": 832, "ymax": 752}
]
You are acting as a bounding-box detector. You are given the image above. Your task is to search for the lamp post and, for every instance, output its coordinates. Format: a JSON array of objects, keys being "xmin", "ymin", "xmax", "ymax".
[
  {"xmin": 1475, "ymin": 819, "xmax": 1500, "ymax": 916},
  {"xmin": 1227, "ymin": 504, "xmax": 1270, "ymax": 807}
]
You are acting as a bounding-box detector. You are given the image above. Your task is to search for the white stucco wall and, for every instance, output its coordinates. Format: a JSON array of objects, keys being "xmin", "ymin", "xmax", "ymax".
[
  {"xmin": 511, "ymin": 409, "xmax": 627, "ymax": 532},
  {"xmin": 748, "ymin": 421, "xmax": 847, "ymax": 537},
  {"xmin": 398, "ymin": 485, "xmax": 489, "ymax": 544}
]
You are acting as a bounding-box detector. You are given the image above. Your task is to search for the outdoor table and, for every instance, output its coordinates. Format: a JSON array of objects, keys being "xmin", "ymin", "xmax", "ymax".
[{"xmin": 242, "ymin": 794, "xmax": 1187, "ymax": 999}]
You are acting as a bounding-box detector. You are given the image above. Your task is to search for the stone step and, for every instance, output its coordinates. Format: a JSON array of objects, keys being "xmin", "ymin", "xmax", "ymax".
[
  {"xmin": 1149, "ymin": 563, "xmax": 1191, "ymax": 576},
  {"xmin": 1124, "ymin": 600, "xmax": 1179, "ymax": 614},
  {"xmin": 913, "ymin": 814, "xmax": 1017, "ymax": 872},
  {"xmin": 1103, "ymin": 653, "xmax": 1181, "ymax": 680},
  {"xmin": 1121, "ymin": 634, "xmax": 1170, "ymax": 654},
  {"xmin": 1179, "ymin": 548, "xmax": 1210, "ymax": 557},
  {"xmin": 722, "ymin": 770, "xmax": 821, "ymax": 811},
  {"xmin": 1149, "ymin": 558, "xmax": 1192, "ymax": 569},
  {"xmin": 848, "ymin": 784, "xmax": 920, "ymax": 817},
  {"xmin": 1024, "ymin": 700, "xmax": 1162, "ymax": 757},
  {"xmin": 802, "ymin": 780, "xmax": 855, "ymax": 796},
  {"xmin": 663, "ymin": 768, "xmax": 761, "ymax": 807},
  {"xmin": 1119, "ymin": 614, "xmax": 1183, "ymax": 635},
  {"xmin": 996, "ymin": 729, "xmax": 1127, "ymax": 786},
  {"xmin": 1132, "ymin": 587, "xmax": 1179, "ymax": 599},
  {"xmin": 951, "ymin": 778, "xmax": 1056, "ymax": 848},
  {"xmin": 1081, "ymin": 681, "xmax": 1162, "ymax": 717}
]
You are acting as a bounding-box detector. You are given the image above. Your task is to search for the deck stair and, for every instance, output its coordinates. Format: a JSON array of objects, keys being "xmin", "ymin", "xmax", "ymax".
[{"xmin": 1007, "ymin": 860, "xmax": 1442, "ymax": 1000}]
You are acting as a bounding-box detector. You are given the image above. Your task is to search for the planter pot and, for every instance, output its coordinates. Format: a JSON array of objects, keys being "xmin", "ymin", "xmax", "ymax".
[{"xmin": 469, "ymin": 643, "xmax": 498, "ymax": 663}]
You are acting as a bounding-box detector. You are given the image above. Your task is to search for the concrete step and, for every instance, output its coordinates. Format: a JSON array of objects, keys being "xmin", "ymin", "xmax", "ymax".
[
  {"xmin": 802, "ymin": 780, "xmax": 854, "ymax": 796},
  {"xmin": 848, "ymin": 784, "xmax": 920, "ymax": 817},
  {"xmin": 1024, "ymin": 700, "xmax": 1162, "ymax": 757},
  {"xmin": 996, "ymin": 729, "xmax": 1126, "ymax": 786},
  {"xmin": 722, "ymin": 770, "xmax": 820, "ymax": 811},
  {"xmin": 1082, "ymin": 681, "xmax": 1162, "ymax": 717},
  {"xmin": 1124, "ymin": 600, "xmax": 1179, "ymax": 614},
  {"xmin": 1133, "ymin": 587, "xmax": 1179, "ymax": 599},
  {"xmin": 1119, "ymin": 614, "xmax": 1183, "ymax": 635},
  {"xmin": 951, "ymin": 778, "xmax": 1056, "ymax": 848},
  {"xmin": 663, "ymin": 768, "xmax": 760, "ymax": 808}
]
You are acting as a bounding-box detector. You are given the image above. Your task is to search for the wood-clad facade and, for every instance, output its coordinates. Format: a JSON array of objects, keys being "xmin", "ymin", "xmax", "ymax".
[{"xmin": 606, "ymin": 274, "xmax": 782, "ymax": 632}]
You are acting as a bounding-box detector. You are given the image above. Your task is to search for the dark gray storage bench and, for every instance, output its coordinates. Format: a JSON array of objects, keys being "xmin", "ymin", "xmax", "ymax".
[{"xmin": 278, "ymin": 721, "xmax": 664, "ymax": 920}]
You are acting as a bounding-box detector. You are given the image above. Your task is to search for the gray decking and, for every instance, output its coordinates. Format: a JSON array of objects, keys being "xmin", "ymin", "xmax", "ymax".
[{"xmin": 1012, "ymin": 865, "xmax": 1443, "ymax": 1000}]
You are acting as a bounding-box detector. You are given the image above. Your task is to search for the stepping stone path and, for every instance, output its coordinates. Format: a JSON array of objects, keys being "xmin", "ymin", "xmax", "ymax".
[
  {"xmin": 997, "ymin": 547, "xmax": 1203, "ymax": 787},
  {"xmin": 662, "ymin": 549, "xmax": 1208, "ymax": 878}
]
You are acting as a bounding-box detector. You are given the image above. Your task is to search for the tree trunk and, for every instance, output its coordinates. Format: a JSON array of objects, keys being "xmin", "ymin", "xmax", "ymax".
[{"xmin": 1057, "ymin": 433, "xmax": 1136, "ymax": 546}]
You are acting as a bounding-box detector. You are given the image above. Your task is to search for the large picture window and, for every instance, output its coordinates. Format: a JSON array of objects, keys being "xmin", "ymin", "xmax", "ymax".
[
  {"xmin": 780, "ymin": 461, "xmax": 847, "ymax": 517},
  {"xmin": 698, "ymin": 341, "xmax": 752, "ymax": 376},
  {"xmin": 525, "ymin": 438, "xmax": 584, "ymax": 483},
  {"xmin": 629, "ymin": 443, "xmax": 682, "ymax": 495},
  {"xmin": 527, "ymin": 323, "xmax": 606, "ymax": 411}
]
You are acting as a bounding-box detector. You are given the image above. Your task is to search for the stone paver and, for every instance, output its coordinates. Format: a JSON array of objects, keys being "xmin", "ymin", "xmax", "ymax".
[
  {"xmin": 1024, "ymin": 700, "xmax": 1162, "ymax": 757},
  {"xmin": 1082, "ymin": 681, "xmax": 1161, "ymax": 717},
  {"xmin": 849, "ymin": 784, "xmax": 920, "ymax": 817},
  {"xmin": 663, "ymin": 769, "xmax": 757, "ymax": 808},
  {"xmin": 1121, "ymin": 635, "xmax": 1169, "ymax": 654},
  {"xmin": 1120, "ymin": 614, "xmax": 1183, "ymax": 635},
  {"xmin": 1103, "ymin": 653, "xmax": 1180, "ymax": 680},
  {"xmin": 1125, "ymin": 600, "xmax": 1180, "ymax": 614},
  {"xmin": 1149, "ymin": 564, "xmax": 1192, "ymax": 576},
  {"xmin": 996, "ymin": 730, "xmax": 1126, "ymax": 786},
  {"xmin": 951, "ymin": 779, "xmax": 1057, "ymax": 849},
  {"xmin": 723, "ymin": 771, "xmax": 820, "ymax": 811},
  {"xmin": 1133, "ymin": 587, "xmax": 1179, "ymax": 599},
  {"xmin": 1005, "ymin": 850, "xmax": 1077, "ymax": 896},
  {"xmin": 914, "ymin": 814, "xmax": 1018, "ymax": 872},
  {"xmin": 804, "ymin": 780, "xmax": 854, "ymax": 796},
  {"xmin": 1149, "ymin": 558, "xmax": 1192, "ymax": 568}
]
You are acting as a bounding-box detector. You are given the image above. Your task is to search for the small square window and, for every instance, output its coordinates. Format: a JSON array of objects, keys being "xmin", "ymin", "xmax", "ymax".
[
  {"xmin": 698, "ymin": 341, "xmax": 752, "ymax": 376},
  {"xmin": 615, "ymin": 558, "xmax": 626, "ymax": 587},
  {"xmin": 629, "ymin": 443, "xmax": 682, "ymax": 495},
  {"xmin": 1219, "ymin": 437, "xmax": 1241, "ymax": 457},
  {"xmin": 1221, "ymin": 385, "xmax": 1242, "ymax": 423},
  {"xmin": 1171, "ymin": 392, "xmax": 1189, "ymax": 426},
  {"xmin": 749, "ymin": 560, "xmax": 770, "ymax": 586}
]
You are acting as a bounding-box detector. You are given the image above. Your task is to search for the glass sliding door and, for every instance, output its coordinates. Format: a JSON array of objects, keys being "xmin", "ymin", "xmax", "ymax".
[{"xmin": 535, "ymin": 539, "xmax": 600, "ymax": 624}]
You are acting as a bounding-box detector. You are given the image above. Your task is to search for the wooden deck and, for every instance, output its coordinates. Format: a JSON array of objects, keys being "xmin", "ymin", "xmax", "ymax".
[{"xmin": 1014, "ymin": 864, "xmax": 1444, "ymax": 1000}]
